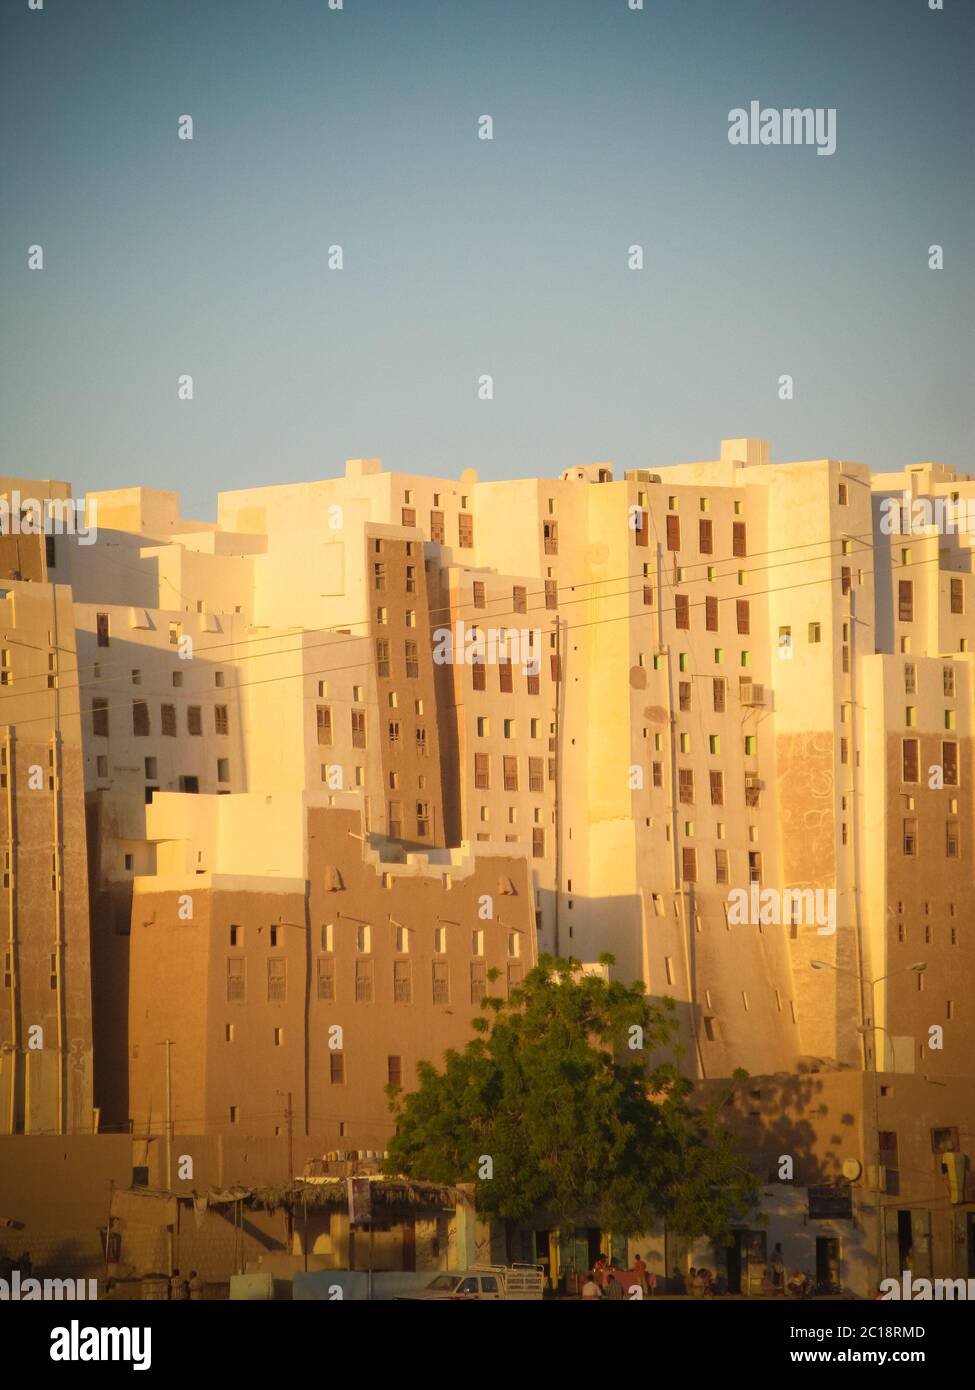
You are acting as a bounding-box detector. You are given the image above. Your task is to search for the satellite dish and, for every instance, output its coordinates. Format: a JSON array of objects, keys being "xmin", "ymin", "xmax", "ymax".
[{"xmin": 842, "ymin": 1158, "xmax": 862, "ymax": 1182}]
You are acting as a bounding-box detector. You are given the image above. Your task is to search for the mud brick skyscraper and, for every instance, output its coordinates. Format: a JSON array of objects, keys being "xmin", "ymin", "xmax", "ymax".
[{"xmin": 2, "ymin": 441, "xmax": 974, "ymax": 1147}]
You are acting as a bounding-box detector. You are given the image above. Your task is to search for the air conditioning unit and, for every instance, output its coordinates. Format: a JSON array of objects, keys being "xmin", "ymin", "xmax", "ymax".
[
  {"xmin": 744, "ymin": 774, "xmax": 764, "ymax": 790},
  {"xmin": 740, "ymin": 682, "xmax": 765, "ymax": 707}
]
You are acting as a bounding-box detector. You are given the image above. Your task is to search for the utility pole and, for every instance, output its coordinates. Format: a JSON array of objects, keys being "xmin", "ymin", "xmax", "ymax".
[
  {"xmin": 286, "ymin": 1090, "xmax": 294, "ymax": 1188},
  {"xmin": 162, "ymin": 1039, "xmax": 174, "ymax": 1277},
  {"xmin": 278, "ymin": 1089, "xmax": 295, "ymax": 1246},
  {"xmin": 51, "ymin": 584, "xmax": 65, "ymax": 1135},
  {"xmin": 683, "ymin": 880, "xmax": 705, "ymax": 1079},
  {"xmin": 163, "ymin": 1039, "xmax": 174, "ymax": 1193},
  {"xmin": 104, "ymin": 1178, "xmax": 115, "ymax": 1287},
  {"xmin": 552, "ymin": 614, "xmax": 562, "ymax": 957}
]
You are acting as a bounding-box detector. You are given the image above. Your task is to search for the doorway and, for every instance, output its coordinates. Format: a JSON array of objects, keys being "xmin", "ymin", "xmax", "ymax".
[
  {"xmin": 816, "ymin": 1237, "xmax": 840, "ymax": 1293},
  {"xmin": 728, "ymin": 1229, "xmax": 766, "ymax": 1294},
  {"xmin": 727, "ymin": 1232, "xmax": 743, "ymax": 1294},
  {"xmin": 533, "ymin": 1229, "xmax": 552, "ymax": 1288},
  {"xmin": 897, "ymin": 1210, "xmax": 913, "ymax": 1271},
  {"xmin": 402, "ymin": 1222, "xmax": 416, "ymax": 1272}
]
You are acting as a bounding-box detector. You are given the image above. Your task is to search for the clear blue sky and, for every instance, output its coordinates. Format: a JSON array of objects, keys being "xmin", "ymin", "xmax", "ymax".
[{"xmin": 2, "ymin": 0, "xmax": 972, "ymax": 519}]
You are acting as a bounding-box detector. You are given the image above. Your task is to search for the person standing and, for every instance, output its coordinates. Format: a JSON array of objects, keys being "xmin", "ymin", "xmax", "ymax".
[
  {"xmin": 188, "ymin": 1270, "xmax": 203, "ymax": 1301},
  {"xmin": 169, "ymin": 1267, "xmax": 188, "ymax": 1301},
  {"xmin": 633, "ymin": 1253, "xmax": 649, "ymax": 1297}
]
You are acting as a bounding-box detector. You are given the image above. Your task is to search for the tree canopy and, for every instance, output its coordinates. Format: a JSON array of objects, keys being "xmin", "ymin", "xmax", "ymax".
[{"xmin": 384, "ymin": 954, "xmax": 758, "ymax": 1242}]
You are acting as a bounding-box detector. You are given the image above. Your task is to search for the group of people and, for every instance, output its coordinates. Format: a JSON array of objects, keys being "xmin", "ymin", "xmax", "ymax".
[
  {"xmin": 578, "ymin": 1246, "xmax": 818, "ymax": 1300},
  {"xmin": 767, "ymin": 1244, "xmax": 813, "ymax": 1298},
  {"xmin": 686, "ymin": 1266, "xmax": 716, "ymax": 1297},
  {"xmin": 169, "ymin": 1267, "xmax": 204, "ymax": 1300},
  {"xmin": 580, "ymin": 1253, "xmax": 656, "ymax": 1299}
]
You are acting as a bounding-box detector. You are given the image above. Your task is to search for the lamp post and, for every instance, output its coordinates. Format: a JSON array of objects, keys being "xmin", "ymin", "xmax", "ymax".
[{"xmin": 809, "ymin": 960, "xmax": 926, "ymax": 1288}]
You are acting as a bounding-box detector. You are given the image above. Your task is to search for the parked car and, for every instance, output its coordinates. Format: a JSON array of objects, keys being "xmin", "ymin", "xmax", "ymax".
[{"xmin": 397, "ymin": 1264, "xmax": 545, "ymax": 1301}]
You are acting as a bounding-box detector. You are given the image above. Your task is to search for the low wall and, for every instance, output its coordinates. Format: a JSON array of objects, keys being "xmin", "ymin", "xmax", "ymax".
[
  {"xmin": 293, "ymin": 1269, "xmax": 435, "ymax": 1301},
  {"xmin": 0, "ymin": 1135, "xmax": 131, "ymax": 1277}
]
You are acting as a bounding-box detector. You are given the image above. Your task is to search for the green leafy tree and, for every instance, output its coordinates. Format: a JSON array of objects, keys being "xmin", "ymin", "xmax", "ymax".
[{"xmin": 385, "ymin": 954, "xmax": 758, "ymax": 1249}]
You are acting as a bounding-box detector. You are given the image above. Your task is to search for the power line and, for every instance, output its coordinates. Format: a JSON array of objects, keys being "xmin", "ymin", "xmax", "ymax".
[
  {"xmin": 0, "ymin": 520, "xmax": 883, "ymax": 699},
  {"xmin": 0, "ymin": 548, "xmax": 953, "ymax": 735},
  {"xmin": 0, "ymin": 528, "xmax": 945, "ymax": 726}
]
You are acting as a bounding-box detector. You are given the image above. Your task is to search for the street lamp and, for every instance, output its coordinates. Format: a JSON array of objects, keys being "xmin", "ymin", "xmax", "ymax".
[
  {"xmin": 809, "ymin": 960, "xmax": 926, "ymax": 1064},
  {"xmin": 808, "ymin": 959, "xmax": 927, "ymax": 1287}
]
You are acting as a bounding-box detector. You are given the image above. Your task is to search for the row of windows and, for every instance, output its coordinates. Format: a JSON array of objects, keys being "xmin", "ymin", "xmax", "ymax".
[
  {"xmin": 392, "ymin": 510, "xmax": 472, "ymax": 546},
  {"xmin": 94, "ymin": 767, "xmax": 225, "ymax": 794},
  {"xmin": 0, "ymin": 648, "xmax": 58, "ymax": 690},
  {"xmin": 386, "ymin": 801, "xmax": 432, "ymax": 837},
  {"xmin": 895, "ymin": 557, "xmax": 967, "ymax": 620},
  {"xmin": 95, "ymin": 613, "xmax": 224, "ymax": 649},
  {"xmin": 470, "ymin": 580, "xmax": 558, "ymax": 613},
  {"xmin": 473, "ymin": 754, "xmax": 551, "ymax": 792},
  {"xmin": 645, "ymin": 729, "xmax": 759, "ymax": 757},
  {"xmin": 475, "ymin": 716, "xmax": 549, "ymax": 739},
  {"xmin": 225, "ymin": 956, "xmax": 524, "ymax": 1005},
  {"xmin": 644, "ymin": 647, "xmax": 763, "ymax": 682},
  {"xmin": 0, "ymin": 747, "xmax": 58, "ymax": 793},
  {"xmin": 904, "ymin": 708, "xmax": 958, "ymax": 730},
  {"xmin": 678, "ymin": 847, "xmax": 764, "ymax": 885},
  {"xmin": 661, "ymin": 494, "xmax": 747, "ymax": 516},
  {"xmin": 91, "ymin": 700, "xmax": 229, "ymax": 739},
  {"xmin": 669, "ymin": 675, "xmax": 750, "ymax": 713},
  {"xmin": 902, "ymin": 739, "xmax": 958, "ymax": 785},
  {"xmin": 471, "ymin": 658, "xmax": 547, "ymax": 694},
  {"xmin": 92, "ymin": 663, "xmax": 228, "ymax": 690},
  {"xmin": 894, "ymin": 922, "xmax": 961, "ymax": 945},
  {"xmin": 672, "ymin": 596, "xmax": 752, "ymax": 633},
  {"xmin": 650, "ymin": 761, "xmax": 762, "ymax": 807},
  {"xmin": 246, "ymin": 922, "xmax": 517, "ymax": 955},
  {"xmin": 214, "ymin": 1050, "xmax": 407, "ymax": 1089},
  {"xmin": 375, "ymin": 640, "xmax": 420, "ymax": 679},
  {"xmin": 674, "ymin": 768, "xmax": 761, "ymax": 806},
  {"xmin": 4, "ymin": 945, "xmax": 65, "ymax": 988},
  {"xmin": 638, "ymin": 513, "xmax": 747, "ymax": 558},
  {"xmin": 373, "ymin": 562, "xmax": 418, "ymax": 594},
  {"xmin": 904, "ymin": 663, "xmax": 958, "ymax": 697},
  {"xmin": 902, "ymin": 820, "xmax": 962, "ymax": 858},
  {"xmin": 656, "ymin": 969, "xmax": 799, "ymax": 1031}
]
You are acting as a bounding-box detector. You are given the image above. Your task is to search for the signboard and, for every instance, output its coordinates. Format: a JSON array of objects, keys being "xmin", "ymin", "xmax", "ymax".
[
  {"xmin": 808, "ymin": 1186, "xmax": 852, "ymax": 1220},
  {"xmin": 347, "ymin": 1177, "xmax": 372, "ymax": 1226}
]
